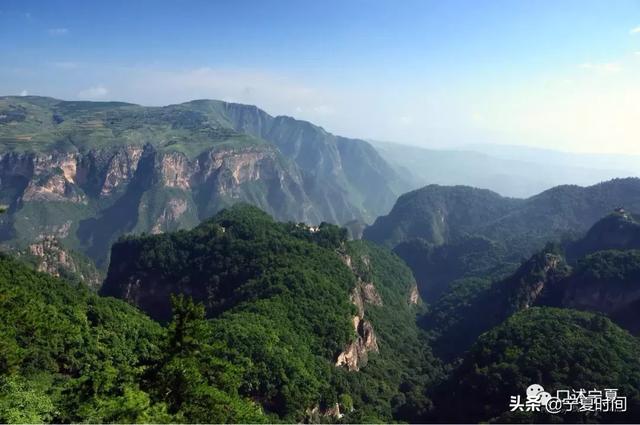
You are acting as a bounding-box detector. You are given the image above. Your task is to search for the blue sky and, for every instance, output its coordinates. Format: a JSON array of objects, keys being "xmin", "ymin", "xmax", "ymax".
[{"xmin": 1, "ymin": 0, "xmax": 640, "ymax": 153}]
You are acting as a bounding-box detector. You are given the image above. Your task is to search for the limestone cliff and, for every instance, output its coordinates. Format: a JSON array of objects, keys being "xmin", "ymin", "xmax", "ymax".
[
  {"xmin": 0, "ymin": 144, "xmax": 318, "ymax": 267},
  {"xmin": 335, "ymin": 254, "xmax": 381, "ymax": 371},
  {"xmin": 0, "ymin": 95, "xmax": 409, "ymax": 270}
]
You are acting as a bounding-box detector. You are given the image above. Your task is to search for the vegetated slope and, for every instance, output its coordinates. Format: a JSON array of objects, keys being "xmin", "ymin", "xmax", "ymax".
[
  {"xmin": 364, "ymin": 178, "xmax": 640, "ymax": 300},
  {"xmin": 0, "ymin": 251, "xmax": 290, "ymax": 423},
  {"xmin": 101, "ymin": 204, "xmax": 440, "ymax": 422},
  {"xmin": 429, "ymin": 307, "xmax": 640, "ymax": 423},
  {"xmin": 565, "ymin": 209, "xmax": 640, "ymax": 259},
  {"xmin": 424, "ymin": 211, "xmax": 640, "ymax": 360},
  {"xmin": 0, "ymin": 96, "xmax": 407, "ymax": 269},
  {"xmin": 423, "ymin": 245, "xmax": 570, "ymax": 360},
  {"xmin": 0, "ymin": 254, "xmax": 169, "ymax": 423}
]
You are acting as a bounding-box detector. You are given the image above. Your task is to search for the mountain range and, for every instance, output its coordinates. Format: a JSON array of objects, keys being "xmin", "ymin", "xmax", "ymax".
[
  {"xmin": 364, "ymin": 178, "xmax": 640, "ymax": 300},
  {"xmin": 3, "ymin": 95, "xmax": 640, "ymax": 424},
  {"xmin": 0, "ymin": 96, "xmax": 407, "ymax": 267}
]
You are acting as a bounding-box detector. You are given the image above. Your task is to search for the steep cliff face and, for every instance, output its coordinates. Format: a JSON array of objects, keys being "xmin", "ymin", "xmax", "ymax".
[
  {"xmin": 334, "ymin": 253, "xmax": 384, "ymax": 371},
  {"xmin": 0, "ymin": 143, "xmax": 314, "ymax": 268},
  {"xmin": 552, "ymin": 249, "xmax": 640, "ymax": 334},
  {"xmin": 220, "ymin": 100, "xmax": 408, "ymax": 223},
  {"xmin": 0, "ymin": 96, "xmax": 407, "ymax": 271}
]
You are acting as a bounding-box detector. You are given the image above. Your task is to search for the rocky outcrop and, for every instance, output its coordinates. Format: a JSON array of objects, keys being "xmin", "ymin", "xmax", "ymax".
[
  {"xmin": 24, "ymin": 236, "xmax": 102, "ymax": 288},
  {"xmin": 150, "ymin": 198, "xmax": 189, "ymax": 234},
  {"xmin": 0, "ymin": 96, "xmax": 411, "ymax": 268},
  {"xmin": 0, "ymin": 144, "xmax": 320, "ymax": 266},
  {"xmin": 305, "ymin": 403, "xmax": 344, "ymax": 422},
  {"xmin": 508, "ymin": 252, "xmax": 568, "ymax": 312},
  {"xmin": 335, "ymin": 314, "xmax": 379, "ymax": 371},
  {"xmin": 335, "ymin": 254, "xmax": 381, "ymax": 371},
  {"xmin": 99, "ymin": 146, "xmax": 144, "ymax": 195},
  {"xmin": 361, "ymin": 282, "xmax": 383, "ymax": 306},
  {"xmin": 408, "ymin": 283, "xmax": 420, "ymax": 305},
  {"xmin": 17, "ymin": 153, "xmax": 86, "ymax": 203}
]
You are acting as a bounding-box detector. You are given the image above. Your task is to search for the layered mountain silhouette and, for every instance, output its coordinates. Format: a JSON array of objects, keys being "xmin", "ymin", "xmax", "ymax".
[{"xmin": 364, "ymin": 178, "xmax": 640, "ymax": 300}]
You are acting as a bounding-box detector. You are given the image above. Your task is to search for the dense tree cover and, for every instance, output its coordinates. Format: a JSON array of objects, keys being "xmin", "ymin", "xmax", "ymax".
[
  {"xmin": 102, "ymin": 205, "xmax": 356, "ymax": 419},
  {"xmin": 0, "ymin": 253, "xmax": 270, "ymax": 423},
  {"xmin": 565, "ymin": 211, "xmax": 640, "ymax": 261},
  {"xmin": 0, "ymin": 254, "xmax": 168, "ymax": 423},
  {"xmin": 428, "ymin": 308, "xmax": 640, "ymax": 423},
  {"xmin": 394, "ymin": 235, "xmax": 517, "ymax": 301},
  {"xmin": 148, "ymin": 295, "xmax": 265, "ymax": 423},
  {"xmin": 424, "ymin": 244, "xmax": 570, "ymax": 360},
  {"xmin": 340, "ymin": 241, "xmax": 442, "ymax": 422},
  {"xmin": 364, "ymin": 179, "xmax": 640, "ymax": 301},
  {"xmin": 101, "ymin": 204, "xmax": 440, "ymax": 422},
  {"xmin": 7, "ymin": 202, "xmax": 640, "ymax": 424},
  {"xmin": 425, "ymin": 221, "xmax": 640, "ymax": 364},
  {"xmin": 573, "ymin": 249, "xmax": 640, "ymax": 283}
]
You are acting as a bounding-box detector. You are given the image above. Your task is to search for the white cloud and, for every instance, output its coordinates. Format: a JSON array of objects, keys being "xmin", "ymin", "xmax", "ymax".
[
  {"xmin": 630, "ymin": 26, "xmax": 640, "ymax": 34},
  {"xmin": 77, "ymin": 85, "xmax": 108, "ymax": 99},
  {"xmin": 48, "ymin": 28, "xmax": 69, "ymax": 36},
  {"xmin": 19, "ymin": 90, "xmax": 28, "ymax": 96},
  {"xmin": 578, "ymin": 62, "xmax": 622, "ymax": 74}
]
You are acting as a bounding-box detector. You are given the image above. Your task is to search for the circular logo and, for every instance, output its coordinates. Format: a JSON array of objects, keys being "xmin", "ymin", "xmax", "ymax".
[{"xmin": 527, "ymin": 384, "xmax": 545, "ymax": 399}]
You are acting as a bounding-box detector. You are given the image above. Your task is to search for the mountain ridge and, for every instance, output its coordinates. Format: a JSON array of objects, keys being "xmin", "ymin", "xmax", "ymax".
[
  {"xmin": 364, "ymin": 178, "xmax": 640, "ymax": 300},
  {"xmin": 0, "ymin": 95, "xmax": 408, "ymax": 267}
]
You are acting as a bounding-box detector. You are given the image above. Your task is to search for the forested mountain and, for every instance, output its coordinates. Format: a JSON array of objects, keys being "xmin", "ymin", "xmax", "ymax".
[
  {"xmin": 364, "ymin": 178, "xmax": 640, "ymax": 300},
  {"xmin": 4, "ymin": 201, "xmax": 640, "ymax": 423},
  {"xmin": 100, "ymin": 204, "xmax": 439, "ymax": 422},
  {"xmin": 429, "ymin": 308, "xmax": 640, "ymax": 423},
  {"xmin": 424, "ymin": 211, "xmax": 640, "ymax": 360},
  {"xmin": 0, "ymin": 254, "xmax": 167, "ymax": 423},
  {"xmin": 3, "ymin": 96, "xmax": 640, "ymax": 424},
  {"xmin": 0, "ymin": 96, "xmax": 407, "ymax": 268},
  {"xmin": 417, "ymin": 211, "xmax": 640, "ymax": 422}
]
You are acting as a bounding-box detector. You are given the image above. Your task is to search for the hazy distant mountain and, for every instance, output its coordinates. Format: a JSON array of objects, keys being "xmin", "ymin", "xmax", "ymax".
[
  {"xmin": 371, "ymin": 140, "xmax": 639, "ymax": 198},
  {"xmin": 0, "ymin": 96, "xmax": 407, "ymax": 267},
  {"xmin": 465, "ymin": 143, "xmax": 640, "ymax": 173}
]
